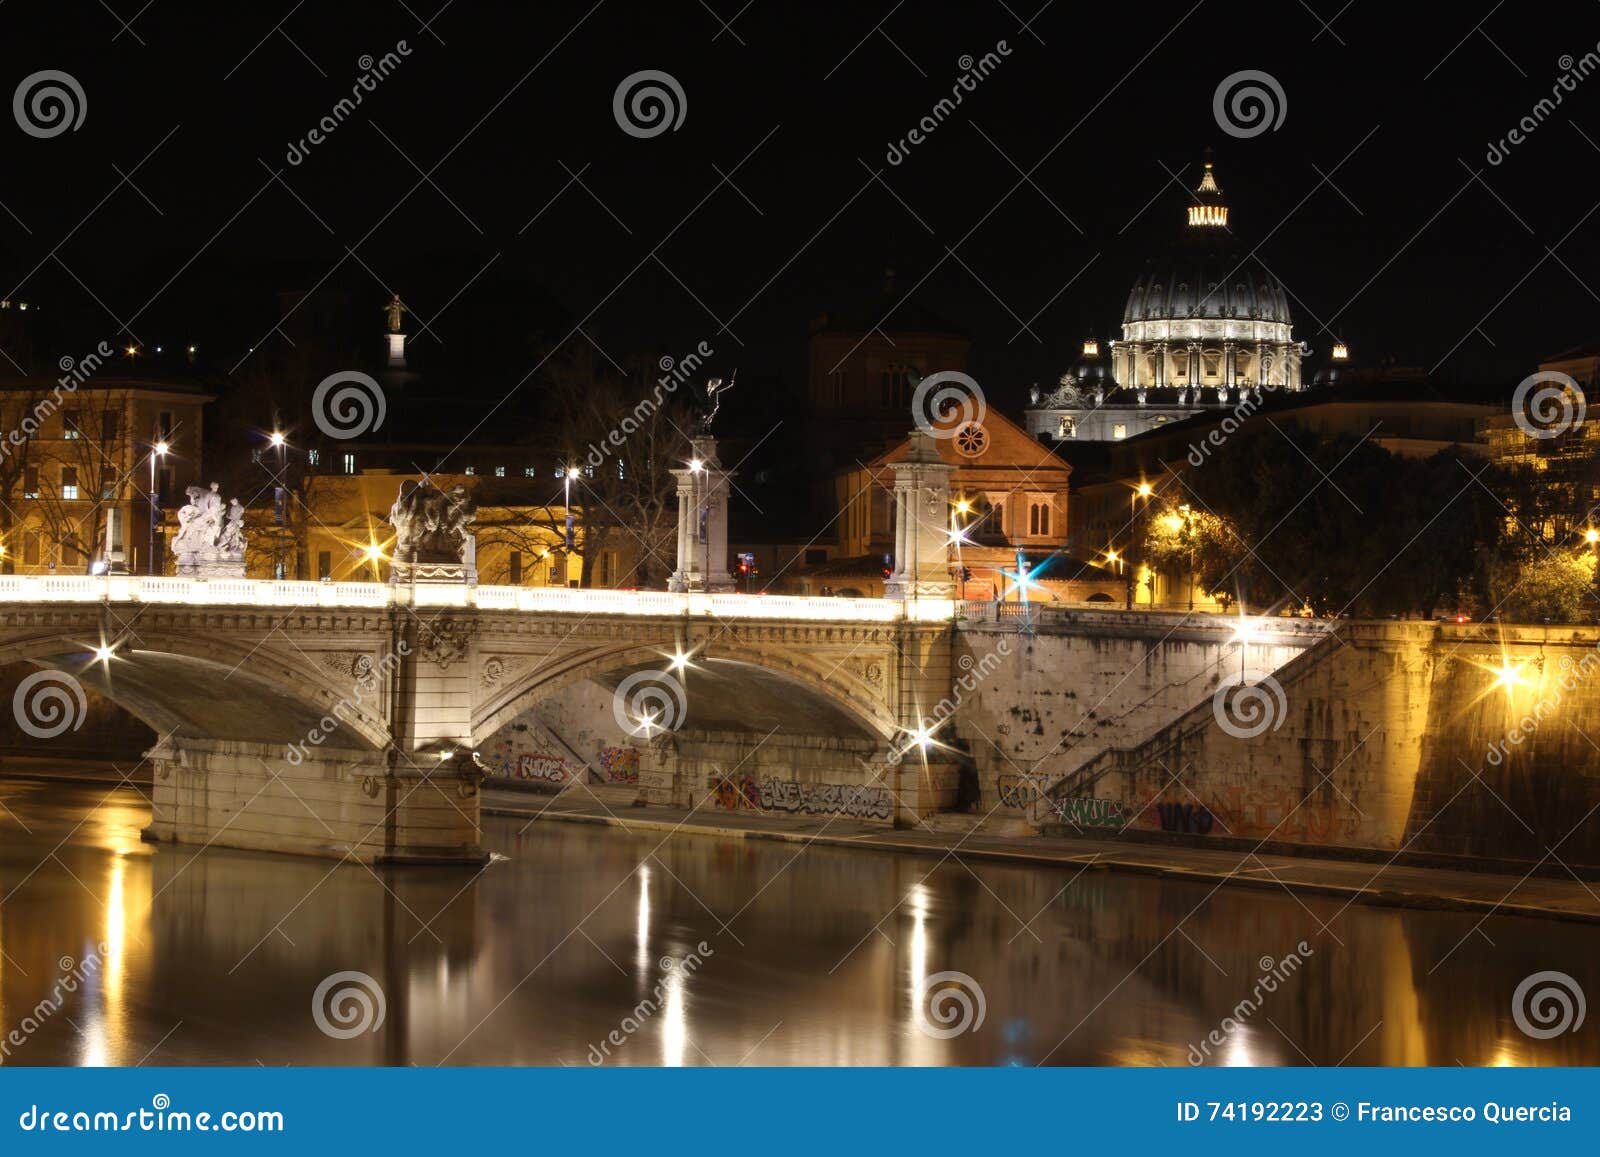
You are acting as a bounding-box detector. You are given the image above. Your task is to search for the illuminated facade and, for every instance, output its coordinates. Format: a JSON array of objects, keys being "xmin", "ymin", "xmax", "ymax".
[{"xmin": 1027, "ymin": 158, "xmax": 1309, "ymax": 445}]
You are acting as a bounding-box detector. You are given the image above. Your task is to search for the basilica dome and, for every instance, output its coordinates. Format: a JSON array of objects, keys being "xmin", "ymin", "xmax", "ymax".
[{"xmin": 1111, "ymin": 157, "xmax": 1302, "ymax": 392}]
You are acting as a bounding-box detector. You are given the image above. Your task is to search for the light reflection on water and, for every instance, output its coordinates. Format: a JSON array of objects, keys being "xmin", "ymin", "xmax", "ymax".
[{"xmin": 0, "ymin": 782, "xmax": 1596, "ymax": 1067}]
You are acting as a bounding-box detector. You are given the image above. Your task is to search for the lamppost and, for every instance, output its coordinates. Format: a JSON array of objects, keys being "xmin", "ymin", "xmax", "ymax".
[
  {"xmin": 269, "ymin": 430, "xmax": 286, "ymax": 579},
  {"xmin": 1129, "ymin": 481, "xmax": 1153, "ymax": 609},
  {"xmin": 564, "ymin": 464, "xmax": 580, "ymax": 588},
  {"xmin": 148, "ymin": 438, "xmax": 168, "ymax": 575}
]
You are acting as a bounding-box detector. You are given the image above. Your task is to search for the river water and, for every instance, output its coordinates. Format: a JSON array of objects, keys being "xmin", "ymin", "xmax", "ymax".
[{"xmin": 0, "ymin": 782, "xmax": 1595, "ymax": 1066}]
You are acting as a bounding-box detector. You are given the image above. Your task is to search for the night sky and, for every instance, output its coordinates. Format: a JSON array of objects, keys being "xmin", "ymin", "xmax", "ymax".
[{"xmin": 3, "ymin": 0, "xmax": 1600, "ymax": 415}]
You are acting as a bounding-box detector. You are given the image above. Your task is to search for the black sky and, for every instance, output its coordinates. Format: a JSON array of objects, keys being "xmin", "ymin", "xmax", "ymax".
[{"xmin": 3, "ymin": 0, "xmax": 1600, "ymax": 411}]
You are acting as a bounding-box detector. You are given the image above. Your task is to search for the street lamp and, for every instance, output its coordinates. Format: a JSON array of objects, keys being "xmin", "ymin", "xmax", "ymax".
[
  {"xmin": 563, "ymin": 464, "xmax": 580, "ymax": 585},
  {"xmin": 148, "ymin": 438, "xmax": 168, "ymax": 575},
  {"xmin": 1128, "ymin": 482, "xmax": 1153, "ymax": 609}
]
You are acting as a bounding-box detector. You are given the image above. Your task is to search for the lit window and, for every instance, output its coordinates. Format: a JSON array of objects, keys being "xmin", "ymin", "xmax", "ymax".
[
  {"xmin": 464, "ymin": 466, "xmax": 475, "ymax": 476},
  {"xmin": 62, "ymin": 410, "xmax": 81, "ymax": 439},
  {"xmin": 524, "ymin": 466, "xmax": 538, "ymax": 478},
  {"xmin": 307, "ymin": 449, "xmax": 321, "ymax": 467},
  {"xmin": 494, "ymin": 465, "xmax": 506, "ymax": 477},
  {"xmin": 1057, "ymin": 416, "xmax": 1076, "ymax": 439},
  {"xmin": 342, "ymin": 453, "xmax": 356, "ymax": 474},
  {"xmin": 60, "ymin": 467, "xmax": 78, "ymax": 500},
  {"xmin": 1113, "ymin": 424, "xmax": 1128, "ymax": 439}
]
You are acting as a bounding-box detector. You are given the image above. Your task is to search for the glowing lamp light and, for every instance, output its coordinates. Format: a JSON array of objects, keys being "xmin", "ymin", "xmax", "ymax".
[
  {"xmin": 154, "ymin": 441, "xmax": 169, "ymax": 457},
  {"xmin": 1082, "ymin": 339, "xmax": 1099, "ymax": 357},
  {"xmin": 1493, "ymin": 663, "xmax": 1525, "ymax": 690},
  {"xmin": 688, "ymin": 458, "xmax": 703, "ymax": 474},
  {"xmin": 1136, "ymin": 482, "xmax": 1154, "ymax": 498},
  {"xmin": 269, "ymin": 431, "xmax": 286, "ymax": 448},
  {"xmin": 93, "ymin": 644, "xmax": 115, "ymax": 663},
  {"xmin": 1231, "ymin": 617, "xmax": 1262, "ymax": 645},
  {"xmin": 364, "ymin": 544, "xmax": 384, "ymax": 563},
  {"xmin": 955, "ymin": 499, "xmax": 971, "ymax": 515},
  {"xmin": 1331, "ymin": 343, "xmax": 1350, "ymax": 361},
  {"xmin": 668, "ymin": 650, "xmax": 691, "ymax": 672},
  {"xmin": 567, "ymin": 466, "xmax": 581, "ymax": 480},
  {"xmin": 1586, "ymin": 528, "xmax": 1599, "ymax": 545},
  {"xmin": 1104, "ymin": 549, "xmax": 1119, "ymax": 564},
  {"xmin": 124, "ymin": 345, "xmax": 138, "ymax": 357}
]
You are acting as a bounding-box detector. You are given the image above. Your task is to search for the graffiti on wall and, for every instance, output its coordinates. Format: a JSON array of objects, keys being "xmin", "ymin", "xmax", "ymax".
[
  {"xmin": 708, "ymin": 773, "xmax": 761, "ymax": 811},
  {"xmin": 997, "ymin": 774, "xmax": 1045, "ymax": 808},
  {"xmin": 599, "ymin": 745, "xmax": 640, "ymax": 784},
  {"xmin": 1131, "ymin": 784, "xmax": 1364, "ymax": 843},
  {"xmin": 760, "ymin": 780, "xmax": 894, "ymax": 820},
  {"xmin": 518, "ymin": 752, "xmax": 574, "ymax": 784},
  {"xmin": 1154, "ymin": 802, "xmax": 1215, "ymax": 834},
  {"xmin": 1052, "ymin": 797, "xmax": 1126, "ymax": 828},
  {"xmin": 706, "ymin": 775, "xmax": 894, "ymax": 820}
]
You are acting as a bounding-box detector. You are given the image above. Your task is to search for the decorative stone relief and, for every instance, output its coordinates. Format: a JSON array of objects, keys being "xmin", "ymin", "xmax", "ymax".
[
  {"xmin": 317, "ymin": 652, "xmax": 377, "ymax": 688},
  {"xmin": 417, "ymin": 616, "xmax": 475, "ymax": 670},
  {"xmin": 480, "ymin": 655, "xmax": 528, "ymax": 688}
]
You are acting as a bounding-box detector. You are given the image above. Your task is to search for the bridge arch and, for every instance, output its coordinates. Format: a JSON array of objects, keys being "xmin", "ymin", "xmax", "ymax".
[
  {"xmin": 473, "ymin": 638, "xmax": 898, "ymax": 744},
  {"xmin": 0, "ymin": 628, "xmax": 391, "ymax": 751}
]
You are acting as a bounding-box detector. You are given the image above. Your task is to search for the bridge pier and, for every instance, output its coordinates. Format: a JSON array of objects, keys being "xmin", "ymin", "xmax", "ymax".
[{"xmin": 143, "ymin": 738, "xmax": 484, "ymax": 864}]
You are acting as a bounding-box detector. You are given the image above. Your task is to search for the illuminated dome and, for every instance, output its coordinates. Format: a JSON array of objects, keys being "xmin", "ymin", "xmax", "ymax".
[{"xmin": 1112, "ymin": 156, "xmax": 1303, "ymax": 392}]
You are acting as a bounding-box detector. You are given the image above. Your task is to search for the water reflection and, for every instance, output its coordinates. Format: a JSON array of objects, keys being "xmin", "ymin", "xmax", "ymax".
[{"xmin": 0, "ymin": 782, "xmax": 1597, "ymax": 1066}]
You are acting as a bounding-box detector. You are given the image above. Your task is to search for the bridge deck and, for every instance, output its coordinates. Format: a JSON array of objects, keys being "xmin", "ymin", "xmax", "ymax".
[{"xmin": 0, "ymin": 575, "xmax": 956, "ymax": 622}]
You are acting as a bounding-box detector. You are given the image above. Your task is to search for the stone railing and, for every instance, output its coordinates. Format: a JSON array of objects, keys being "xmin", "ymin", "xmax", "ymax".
[{"xmin": 0, "ymin": 575, "xmax": 957, "ymax": 623}]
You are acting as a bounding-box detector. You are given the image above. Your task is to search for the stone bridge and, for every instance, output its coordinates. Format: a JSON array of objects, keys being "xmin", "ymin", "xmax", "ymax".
[{"xmin": 0, "ymin": 576, "xmax": 958, "ymax": 862}]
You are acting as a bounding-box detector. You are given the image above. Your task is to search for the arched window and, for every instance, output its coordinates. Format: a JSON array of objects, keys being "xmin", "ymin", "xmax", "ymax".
[{"xmin": 1029, "ymin": 501, "xmax": 1051, "ymax": 537}]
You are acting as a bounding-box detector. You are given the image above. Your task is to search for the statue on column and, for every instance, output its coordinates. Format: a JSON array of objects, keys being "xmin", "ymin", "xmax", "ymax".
[
  {"xmin": 693, "ymin": 371, "xmax": 737, "ymax": 433},
  {"xmin": 384, "ymin": 293, "xmax": 408, "ymax": 333}
]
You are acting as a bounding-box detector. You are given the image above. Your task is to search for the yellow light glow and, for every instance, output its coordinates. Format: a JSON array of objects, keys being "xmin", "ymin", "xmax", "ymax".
[
  {"xmin": 94, "ymin": 644, "xmax": 115, "ymax": 663},
  {"xmin": 1162, "ymin": 513, "xmax": 1183, "ymax": 532},
  {"xmin": 1232, "ymin": 617, "xmax": 1261, "ymax": 645},
  {"xmin": 1493, "ymin": 663, "xmax": 1525, "ymax": 690},
  {"xmin": 955, "ymin": 499, "xmax": 971, "ymax": 514},
  {"xmin": 1082, "ymin": 339, "xmax": 1099, "ymax": 357},
  {"xmin": 1104, "ymin": 549, "xmax": 1119, "ymax": 564},
  {"xmin": 269, "ymin": 431, "xmax": 285, "ymax": 448},
  {"xmin": 1332, "ymin": 343, "xmax": 1349, "ymax": 361},
  {"xmin": 566, "ymin": 466, "xmax": 580, "ymax": 480},
  {"xmin": 1585, "ymin": 528, "xmax": 1598, "ymax": 545},
  {"xmin": 1136, "ymin": 482, "xmax": 1154, "ymax": 498},
  {"xmin": 668, "ymin": 650, "xmax": 691, "ymax": 672},
  {"xmin": 688, "ymin": 458, "xmax": 703, "ymax": 473},
  {"xmin": 124, "ymin": 345, "xmax": 138, "ymax": 357}
]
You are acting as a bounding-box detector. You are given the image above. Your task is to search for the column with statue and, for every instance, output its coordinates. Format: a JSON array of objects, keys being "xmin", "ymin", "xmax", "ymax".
[{"xmin": 669, "ymin": 374, "xmax": 737, "ymax": 593}]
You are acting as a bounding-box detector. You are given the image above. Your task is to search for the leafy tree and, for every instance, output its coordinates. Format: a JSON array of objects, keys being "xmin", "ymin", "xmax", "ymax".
[{"xmin": 1496, "ymin": 549, "xmax": 1596, "ymax": 623}]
